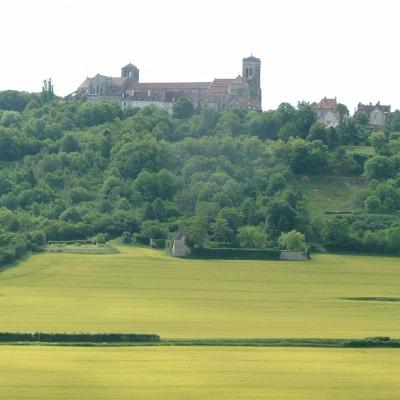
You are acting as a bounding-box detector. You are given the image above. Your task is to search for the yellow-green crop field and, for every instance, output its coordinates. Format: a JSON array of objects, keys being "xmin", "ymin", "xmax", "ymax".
[
  {"xmin": 0, "ymin": 346, "xmax": 399, "ymax": 400},
  {"xmin": 1, "ymin": 247, "xmax": 400, "ymax": 399},
  {"xmin": 0, "ymin": 246, "xmax": 399, "ymax": 338}
]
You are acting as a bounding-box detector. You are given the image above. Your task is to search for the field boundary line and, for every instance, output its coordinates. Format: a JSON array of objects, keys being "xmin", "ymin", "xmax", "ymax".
[{"xmin": 0, "ymin": 336, "xmax": 399, "ymax": 348}]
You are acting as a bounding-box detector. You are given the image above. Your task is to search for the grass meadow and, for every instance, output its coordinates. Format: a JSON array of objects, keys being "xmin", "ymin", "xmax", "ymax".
[
  {"xmin": 0, "ymin": 346, "xmax": 399, "ymax": 400},
  {"xmin": 291, "ymin": 175, "xmax": 366, "ymax": 214},
  {"xmin": 0, "ymin": 246, "xmax": 399, "ymax": 339}
]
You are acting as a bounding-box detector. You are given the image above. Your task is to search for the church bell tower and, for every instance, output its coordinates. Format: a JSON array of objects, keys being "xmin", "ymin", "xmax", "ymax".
[
  {"xmin": 121, "ymin": 62, "xmax": 139, "ymax": 82},
  {"xmin": 242, "ymin": 55, "xmax": 261, "ymax": 110}
]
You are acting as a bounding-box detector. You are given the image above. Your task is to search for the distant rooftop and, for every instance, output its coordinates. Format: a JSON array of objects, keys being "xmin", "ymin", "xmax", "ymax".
[
  {"xmin": 125, "ymin": 82, "xmax": 211, "ymax": 90},
  {"xmin": 243, "ymin": 55, "xmax": 261, "ymax": 62}
]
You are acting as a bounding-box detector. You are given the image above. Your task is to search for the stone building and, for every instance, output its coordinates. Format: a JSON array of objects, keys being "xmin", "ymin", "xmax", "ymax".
[
  {"xmin": 311, "ymin": 97, "xmax": 340, "ymax": 127},
  {"xmin": 356, "ymin": 102, "xmax": 391, "ymax": 128},
  {"xmin": 171, "ymin": 233, "xmax": 190, "ymax": 257},
  {"xmin": 242, "ymin": 55, "xmax": 262, "ymax": 109},
  {"xmin": 74, "ymin": 56, "xmax": 262, "ymax": 112}
]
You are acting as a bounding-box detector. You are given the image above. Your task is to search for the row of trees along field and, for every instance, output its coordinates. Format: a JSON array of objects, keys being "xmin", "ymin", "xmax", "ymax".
[{"xmin": 1, "ymin": 86, "xmax": 400, "ymax": 266}]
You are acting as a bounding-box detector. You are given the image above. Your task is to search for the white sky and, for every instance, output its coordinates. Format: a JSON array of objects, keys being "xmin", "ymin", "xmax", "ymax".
[{"xmin": 1, "ymin": 0, "xmax": 399, "ymax": 112}]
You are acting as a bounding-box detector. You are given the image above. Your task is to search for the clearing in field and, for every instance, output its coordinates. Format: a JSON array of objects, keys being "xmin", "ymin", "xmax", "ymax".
[
  {"xmin": 0, "ymin": 246, "xmax": 399, "ymax": 339},
  {"xmin": 0, "ymin": 346, "xmax": 399, "ymax": 400}
]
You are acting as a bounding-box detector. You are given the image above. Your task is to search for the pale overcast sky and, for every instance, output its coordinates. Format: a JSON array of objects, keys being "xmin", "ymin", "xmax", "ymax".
[{"xmin": 1, "ymin": 0, "xmax": 399, "ymax": 112}]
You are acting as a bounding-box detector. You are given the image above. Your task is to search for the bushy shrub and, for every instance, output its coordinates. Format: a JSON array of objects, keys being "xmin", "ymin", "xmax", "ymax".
[
  {"xmin": 237, "ymin": 226, "xmax": 268, "ymax": 249},
  {"xmin": 364, "ymin": 195, "xmax": 381, "ymax": 213},
  {"xmin": 278, "ymin": 230, "xmax": 306, "ymax": 251},
  {"xmin": 121, "ymin": 231, "xmax": 132, "ymax": 244}
]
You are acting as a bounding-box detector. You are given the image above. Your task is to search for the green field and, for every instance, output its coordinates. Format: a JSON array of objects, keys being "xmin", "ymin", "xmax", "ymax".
[
  {"xmin": 0, "ymin": 246, "xmax": 399, "ymax": 339},
  {"xmin": 0, "ymin": 346, "xmax": 399, "ymax": 400}
]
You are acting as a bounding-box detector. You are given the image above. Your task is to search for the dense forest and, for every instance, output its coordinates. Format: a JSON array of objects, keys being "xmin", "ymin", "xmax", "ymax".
[{"xmin": 1, "ymin": 88, "xmax": 400, "ymax": 266}]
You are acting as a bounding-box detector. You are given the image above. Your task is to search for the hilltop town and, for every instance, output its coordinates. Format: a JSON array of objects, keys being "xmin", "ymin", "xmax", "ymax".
[{"xmin": 72, "ymin": 56, "xmax": 391, "ymax": 129}]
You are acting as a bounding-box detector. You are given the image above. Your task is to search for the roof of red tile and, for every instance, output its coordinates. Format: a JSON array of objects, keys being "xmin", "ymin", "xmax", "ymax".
[
  {"xmin": 80, "ymin": 74, "xmax": 248, "ymax": 96},
  {"xmin": 126, "ymin": 82, "xmax": 211, "ymax": 90},
  {"xmin": 211, "ymin": 77, "xmax": 246, "ymax": 86},
  {"xmin": 318, "ymin": 97, "xmax": 337, "ymax": 109},
  {"xmin": 111, "ymin": 77, "xmax": 125, "ymax": 86}
]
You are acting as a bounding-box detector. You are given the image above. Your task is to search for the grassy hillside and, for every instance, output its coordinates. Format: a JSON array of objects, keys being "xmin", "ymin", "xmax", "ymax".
[
  {"xmin": 1, "ymin": 346, "xmax": 399, "ymax": 400},
  {"xmin": 291, "ymin": 175, "xmax": 367, "ymax": 214},
  {"xmin": 1, "ymin": 246, "xmax": 399, "ymax": 338},
  {"xmin": 290, "ymin": 146, "xmax": 373, "ymax": 215}
]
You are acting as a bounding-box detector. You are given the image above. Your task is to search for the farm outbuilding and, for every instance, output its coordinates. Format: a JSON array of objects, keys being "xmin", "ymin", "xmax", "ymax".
[{"xmin": 171, "ymin": 233, "xmax": 190, "ymax": 257}]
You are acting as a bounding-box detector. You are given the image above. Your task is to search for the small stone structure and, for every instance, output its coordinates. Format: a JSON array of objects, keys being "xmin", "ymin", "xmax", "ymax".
[
  {"xmin": 279, "ymin": 251, "xmax": 308, "ymax": 261},
  {"xmin": 171, "ymin": 233, "xmax": 190, "ymax": 257}
]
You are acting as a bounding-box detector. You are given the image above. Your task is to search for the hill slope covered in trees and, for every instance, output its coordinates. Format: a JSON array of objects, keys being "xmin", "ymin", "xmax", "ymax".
[{"xmin": 1, "ymin": 90, "xmax": 400, "ymax": 266}]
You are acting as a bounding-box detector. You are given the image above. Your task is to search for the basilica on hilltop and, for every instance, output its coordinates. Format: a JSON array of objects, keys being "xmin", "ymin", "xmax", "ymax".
[{"xmin": 74, "ymin": 56, "xmax": 262, "ymax": 112}]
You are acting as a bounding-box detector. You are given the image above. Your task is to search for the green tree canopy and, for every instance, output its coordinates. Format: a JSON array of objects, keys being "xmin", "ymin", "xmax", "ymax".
[
  {"xmin": 173, "ymin": 98, "xmax": 195, "ymax": 119},
  {"xmin": 237, "ymin": 225, "xmax": 268, "ymax": 249},
  {"xmin": 278, "ymin": 230, "xmax": 306, "ymax": 251}
]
